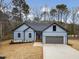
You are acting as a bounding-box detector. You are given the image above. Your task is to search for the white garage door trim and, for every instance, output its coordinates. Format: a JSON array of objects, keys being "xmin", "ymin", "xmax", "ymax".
[
  {"xmin": 43, "ymin": 35, "xmax": 67, "ymax": 44},
  {"xmin": 46, "ymin": 36, "xmax": 63, "ymax": 44}
]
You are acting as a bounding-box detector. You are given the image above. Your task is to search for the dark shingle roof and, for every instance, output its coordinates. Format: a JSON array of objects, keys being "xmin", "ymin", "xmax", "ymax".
[
  {"xmin": 12, "ymin": 21, "xmax": 68, "ymax": 32},
  {"xmin": 25, "ymin": 21, "xmax": 52, "ymax": 31}
]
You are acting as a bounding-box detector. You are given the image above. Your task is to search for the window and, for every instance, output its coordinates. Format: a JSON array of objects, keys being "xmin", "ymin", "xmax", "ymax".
[
  {"xmin": 18, "ymin": 33, "xmax": 21, "ymax": 38},
  {"xmin": 53, "ymin": 25, "xmax": 56, "ymax": 31},
  {"xmin": 29, "ymin": 33, "xmax": 32, "ymax": 38}
]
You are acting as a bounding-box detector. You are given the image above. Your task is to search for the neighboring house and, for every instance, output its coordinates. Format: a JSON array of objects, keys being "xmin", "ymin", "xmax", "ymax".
[
  {"xmin": 12, "ymin": 22, "xmax": 68, "ymax": 44},
  {"xmin": 0, "ymin": 11, "xmax": 10, "ymax": 40}
]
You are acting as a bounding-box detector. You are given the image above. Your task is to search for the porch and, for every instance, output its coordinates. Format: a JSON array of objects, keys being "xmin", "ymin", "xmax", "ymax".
[{"xmin": 36, "ymin": 31, "xmax": 42, "ymax": 42}]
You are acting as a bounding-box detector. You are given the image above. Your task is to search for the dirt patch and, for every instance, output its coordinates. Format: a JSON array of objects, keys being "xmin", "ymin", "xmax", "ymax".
[
  {"xmin": 0, "ymin": 40, "xmax": 43, "ymax": 59},
  {"xmin": 68, "ymin": 39, "xmax": 79, "ymax": 51}
]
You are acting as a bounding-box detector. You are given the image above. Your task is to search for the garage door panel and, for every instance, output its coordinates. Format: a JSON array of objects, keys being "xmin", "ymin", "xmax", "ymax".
[{"xmin": 46, "ymin": 36, "xmax": 63, "ymax": 44}]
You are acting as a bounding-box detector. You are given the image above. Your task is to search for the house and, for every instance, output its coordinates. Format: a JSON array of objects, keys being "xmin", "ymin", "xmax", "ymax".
[{"xmin": 12, "ymin": 21, "xmax": 68, "ymax": 44}]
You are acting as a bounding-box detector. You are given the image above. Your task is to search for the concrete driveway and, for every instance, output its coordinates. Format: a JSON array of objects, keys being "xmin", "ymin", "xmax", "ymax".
[{"xmin": 43, "ymin": 44, "xmax": 79, "ymax": 59}]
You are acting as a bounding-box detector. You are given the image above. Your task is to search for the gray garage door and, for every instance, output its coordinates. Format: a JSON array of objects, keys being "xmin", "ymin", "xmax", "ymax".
[{"xmin": 46, "ymin": 36, "xmax": 63, "ymax": 44}]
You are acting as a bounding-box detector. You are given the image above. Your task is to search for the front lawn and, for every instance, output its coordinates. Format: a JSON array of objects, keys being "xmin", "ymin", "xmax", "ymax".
[
  {"xmin": 0, "ymin": 40, "xmax": 43, "ymax": 59},
  {"xmin": 68, "ymin": 39, "xmax": 79, "ymax": 51}
]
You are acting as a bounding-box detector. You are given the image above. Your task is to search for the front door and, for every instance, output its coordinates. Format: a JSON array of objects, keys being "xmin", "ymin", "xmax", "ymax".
[{"xmin": 36, "ymin": 32, "xmax": 42, "ymax": 42}]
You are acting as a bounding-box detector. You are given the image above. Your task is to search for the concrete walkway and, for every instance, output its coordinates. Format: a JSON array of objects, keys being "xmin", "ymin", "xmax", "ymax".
[
  {"xmin": 33, "ymin": 42, "xmax": 43, "ymax": 47},
  {"xmin": 43, "ymin": 44, "xmax": 79, "ymax": 59}
]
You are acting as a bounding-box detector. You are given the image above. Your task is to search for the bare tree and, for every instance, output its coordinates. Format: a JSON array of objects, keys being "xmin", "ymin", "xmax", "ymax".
[
  {"xmin": 12, "ymin": 0, "xmax": 29, "ymax": 22},
  {"xmin": 56, "ymin": 4, "xmax": 68, "ymax": 22},
  {"xmin": 70, "ymin": 8, "xmax": 78, "ymax": 37},
  {"xmin": 40, "ymin": 5, "xmax": 50, "ymax": 21},
  {"xmin": 63, "ymin": 9, "xmax": 70, "ymax": 28},
  {"xmin": 50, "ymin": 8, "xmax": 57, "ymax": 21},
  {"xmin": 33, "ymin": 8, "xmax": 41, "ymax": 22}
]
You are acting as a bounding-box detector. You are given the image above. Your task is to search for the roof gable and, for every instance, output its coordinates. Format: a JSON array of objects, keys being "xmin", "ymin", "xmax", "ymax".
[
  {"xmin": 14, "ymin": 24, "xmax": 28, "ymax": 32},
  {"xmin": 24, "ymin": 27, "xmax": 34, "ymax": 32},
  {"xmin": 12, "ymin": 23, "xmax": 36, "ymax": 32},
  {"xmin": 12, "ymin": 23, "xmax": 25, "ymax": 31},
  {"xmin": 43, "ymin": 23, "xmax": 68, "ymax": 32}
]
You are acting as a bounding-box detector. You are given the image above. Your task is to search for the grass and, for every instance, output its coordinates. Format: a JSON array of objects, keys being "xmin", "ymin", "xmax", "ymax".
[
  {"xmin": 0, "ymin": 38, "xmax": 79, "ymax": 59},
  {"xmin": 0, "ymin": 40, "xmax": 43, "ymax": 59},
  {"xmin": 68, "ymin": 39, "xmax": 79, "ymax": 51}
]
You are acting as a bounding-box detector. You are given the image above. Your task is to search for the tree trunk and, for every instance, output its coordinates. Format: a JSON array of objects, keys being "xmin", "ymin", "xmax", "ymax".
[
  {"xmin": 58, "ymin": 11, "xmax": 59, "ymax": 22},
  {"xmin": 61, "ymin": 12, "xmax": 63, "ymax": 22},
  {"xmin": 64, "ymin": 14, "xmax": 68, "ymax": 28}
]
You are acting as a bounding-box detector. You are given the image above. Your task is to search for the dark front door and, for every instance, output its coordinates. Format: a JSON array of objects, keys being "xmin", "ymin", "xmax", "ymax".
[{"xmin": 36, "ymin": 32, "xmax": 42, "ymax": 42}]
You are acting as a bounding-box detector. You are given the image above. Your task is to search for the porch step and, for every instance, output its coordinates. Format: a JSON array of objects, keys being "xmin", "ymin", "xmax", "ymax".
[{"xmin": 36, "ymin": 39, "xmax": 42, "ymax": 42}]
